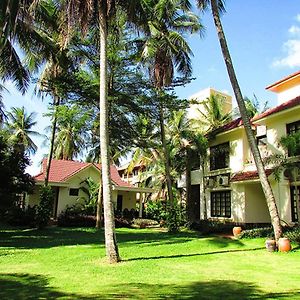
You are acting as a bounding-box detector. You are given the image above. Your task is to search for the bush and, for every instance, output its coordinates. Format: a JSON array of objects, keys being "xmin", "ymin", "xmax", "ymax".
[
  {"xmin": 190, "ymin": 220, "xmax": 234, "ymax": 234},
  {"xmin": 283, "ymin": 226, "xmax": 300, "ymax": 243},
  {"xmin": 132, "ymin": 218, "xmax": 159, "ymax": 228},
  {"xmin": 36, "ymin": 186, "xmax": 54, "ymax": 228},
  {"xmin": 238, "ymin": 225, "xmax": 300, "ymax": 242},
  {"xmin": 166, "ymin": 204, "xmax": 184, "ymax": 233},
  {"xmin": 238, "ymin": 227, "xmax": 274, "ymax": 239},
  {"xmin": 6, "ymin": 206, "xmax": 36, "ymax": 227},
  {"xmin": 145, "ymin": 200, "xmax": 167, "ymax": 222},
  {"xmin": 57, "ymin": 212, "xmax": 96, "ymax": 227}
]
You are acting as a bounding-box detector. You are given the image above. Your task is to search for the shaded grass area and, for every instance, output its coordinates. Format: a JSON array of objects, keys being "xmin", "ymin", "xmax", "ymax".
[
  {"xmin": 0, "ymin": 225, "xmax": 300, "ymax": 299},
  {"xmin": 1, "ymin": 273, "xmax": 300, "ymax": 300}
]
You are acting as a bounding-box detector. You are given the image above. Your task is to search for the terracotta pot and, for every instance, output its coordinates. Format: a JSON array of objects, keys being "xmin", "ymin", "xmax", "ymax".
[
  {"xmin": 265, "ymin": 239, "xmax": 277, "ymax": 252},
  {"xmin": 232, "ymin": 226, "xmax": 242, "ymax": 236},
  {"xmin": 278, "ymin": 238, "xmax": 292, "ymax": 252}
]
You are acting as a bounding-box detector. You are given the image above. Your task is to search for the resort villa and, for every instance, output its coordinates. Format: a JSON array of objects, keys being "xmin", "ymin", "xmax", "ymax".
[{"xmin": 182, "ymin": 71, "xmax": 300, "ymax": 225}]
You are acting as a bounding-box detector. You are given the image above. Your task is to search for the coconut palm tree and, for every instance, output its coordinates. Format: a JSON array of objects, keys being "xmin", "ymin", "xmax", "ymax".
[
  {"xmin": 197, "ymin": 0, "xmax": 282, "ymax": 240},
  {"xmin": 191, "ymin": 94, "xmax": 232, "ymax": 133},
  {"xmin": 44, "ymin": 105, "xmax": 91, "ymax": 160},
  {"xmin": 139, "ymin": 0, "xmax": 203, "ymax": 206},
  {"xmin": 5, "ymin": 106, "xmax": 41, "ymax": 154}
]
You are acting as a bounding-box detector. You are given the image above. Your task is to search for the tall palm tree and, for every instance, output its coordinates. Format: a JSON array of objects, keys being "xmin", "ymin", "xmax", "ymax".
[
  {"xmin": 139, "ymin": 0, "xmax": 203, "ymax": 206},
  {"xmin": 197, "ymin": 0, "xmax": 282, "ymax": 240},
  {"xmin": 45, "ymin": 105, "xmax": 90, "ymax": 160},
  {"xmin": 6, "ymin": 106, "xmax": 41, "ymax": 154},
  {"xmin": 57, "ymin": 0, "xmax": 121, "ymax": 263}
]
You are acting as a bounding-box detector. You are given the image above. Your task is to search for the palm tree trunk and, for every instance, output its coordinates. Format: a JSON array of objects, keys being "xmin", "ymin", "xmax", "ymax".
[
  {"xmin": 45, "ymin": 96, "xmax": 60, "ymax": 187},
  {"xmin": 96, "ymin": 182, "xmax": 103, "ymax": 228},
  {"xmin": 99, "ymin": 3, "xmax": 120, "ymax": 263},
  {"xmin": 201, "ymin": 160, "xmax": 207, "ymax": 220},
  {"xmin": 185, "ymin": 149, "xmax": 193, "ymax": 222},
  {"xmin": 210, "ymin": 0, "xmax": 282, "ymax": 240},
  {"xmin": 158, "ymin": 101, "xmax": 174, "ymax": 206}
]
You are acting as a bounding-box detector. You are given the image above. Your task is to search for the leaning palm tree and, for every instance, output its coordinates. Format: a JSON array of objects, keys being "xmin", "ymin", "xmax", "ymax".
[
  {"xmin": 197, "ymin": 0, "xmax": 282, "ymax": 240},
  {"xmin": 6, "ymin": 106, "xmax": 41, "ymax": 154},
  {"xmin": 139, "ymin": 0, "xmax": 203, "ymax": 206}
]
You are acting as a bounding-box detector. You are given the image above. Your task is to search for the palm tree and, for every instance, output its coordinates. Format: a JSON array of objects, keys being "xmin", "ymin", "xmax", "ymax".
[
  {"xmin": 0, "ymin": 0, "xmax": 55, "ymax": 93},
  {"xmin": 168, "ymin": 110, "xmax": 208, "ymax": 222},
  {"xmin": 6, "ymin": 106, "xmax": 41, "ymax": 154},
  {"xmin": 139, "ymin": 0, "xmax": 203, "ymax": 206},
  {"xmin": 197, "ymin": 0, "xmax": 282, "ymax": 240},
  {"xmin": 45, "ymin": 105, "xmax": 91, "ymax": 160},
  {"xmin": 191, "ymin": 94, "xmax": 232, "ymax": 133},
  {"xmin": 55, "ymin": 0, "xmax": 123, "ymax": 262}
]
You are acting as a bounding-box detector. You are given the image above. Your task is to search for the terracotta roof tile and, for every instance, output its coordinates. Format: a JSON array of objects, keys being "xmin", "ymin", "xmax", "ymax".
[
  {"xmin": 35, "ymin": 159, "xmax": 132, "ymax": 187},
  {"xmin": 252, "ymin": 96, "xmax": 300, "ymax": 122},
  {"xmin": 231, "ymin": 169, "xmax": 273, "ymax": 182},
  {"xmin": 265, "ymin": 70, "xmax": 300, "ymax": 90},
  {"xmin": 212, "ymin": 95, "xmax": 300, "ymax": 135}
]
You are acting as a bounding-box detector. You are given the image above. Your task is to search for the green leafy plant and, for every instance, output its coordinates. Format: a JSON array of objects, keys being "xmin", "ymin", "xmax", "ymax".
[
  {"xmin": 145, "ymin": 200, "xmax": 167, "ymax": 221},
  {"xmin": 36, "ymin": 186, "xmax": 54, "ymax": 228}
]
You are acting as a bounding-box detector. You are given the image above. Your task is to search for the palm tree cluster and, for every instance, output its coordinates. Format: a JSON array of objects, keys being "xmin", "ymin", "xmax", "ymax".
[{"xmin": 0, "ymin": 0, "xmax": 283, "ymax": 261}]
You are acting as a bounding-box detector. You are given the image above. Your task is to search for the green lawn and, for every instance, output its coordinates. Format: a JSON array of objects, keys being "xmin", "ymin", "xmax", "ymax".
[{"xmin": 0, "ymin": 225, "xmax": 300, "ymax": 299}]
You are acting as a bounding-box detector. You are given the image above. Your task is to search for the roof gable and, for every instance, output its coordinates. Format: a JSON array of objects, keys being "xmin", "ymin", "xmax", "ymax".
[{"xmin": 35, "ymin": 159, "xmax": 131, "ymax": 187}]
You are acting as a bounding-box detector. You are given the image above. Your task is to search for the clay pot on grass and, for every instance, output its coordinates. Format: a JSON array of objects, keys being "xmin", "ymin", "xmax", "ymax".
[
  {"xmin": 278, "ymin": 238, "xmax": 292, "ymax": 252},
  {"xmin": 265, "ymin": 239, "xmax": 277, "ymax": 252},
  {"xmin": 232, "ymin": 226, "xmax": 242, "ymax": 237}
]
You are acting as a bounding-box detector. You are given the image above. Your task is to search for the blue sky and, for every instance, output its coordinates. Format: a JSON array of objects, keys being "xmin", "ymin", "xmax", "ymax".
[{"xmin": 2, "ymin": 1, "xmax": 300, "ymax": 175}]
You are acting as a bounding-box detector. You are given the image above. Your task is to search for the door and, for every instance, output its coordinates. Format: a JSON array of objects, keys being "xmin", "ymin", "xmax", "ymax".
[
  {"xmin": 191, "ymin": 185, "xmax": 200, "ymax": 220},
  {"xmin": 117, "ymin": 195, "xmax": 123, "ymax": 213}
]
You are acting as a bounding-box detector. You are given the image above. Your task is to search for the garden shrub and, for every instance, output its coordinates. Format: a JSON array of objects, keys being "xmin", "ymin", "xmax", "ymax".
[
  {"xmin": 238, "ymin": 227, "xmax": 274, "ymax": 239},
  {"xmin": 132, "ymin": 218, "xmax": 159, "ymax": 228},
  {"xmin": 145, "ymin": 200, "xmax": 167, "ymax": 222},
  {"xmin": 190, "ymin": 220, "xmax": 234, "ymax": 234},
  {"xmin": 166, "ymin": 204, "xmax": 184, "ymax": 233},
  {"xmin": 57, "ymin": 212, "xmax": 96, "ymax": 227},
  {"xmin": 36, "ymin": 186, "xmax": 54, "ymax": 228},
  {"xmin": 6, "ymin": 206, "xmax": 37, "ymax": 227},
  {"xmin": 283, "ymin": 225, "xmax": 300, "ymax": 243}
]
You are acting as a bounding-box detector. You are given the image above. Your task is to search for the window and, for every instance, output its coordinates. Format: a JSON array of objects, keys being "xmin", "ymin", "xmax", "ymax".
[
  {"xmin": 287, "ymin": 120, "xmax": 300, "ymax": 135},
  {"xmin": 69, "ymin": 188, "xmax": 79, "ymax": 196},
  {"xmin": 286, "ymin": 120, "xmax": 300, "ymax": 156},
  {"xmin": 211, "ymin": 191, "xmax": 231, "ymax": 218},
  {"xmin": 290, "ymin": 186, "xmax": 300, "ymax": 222},
  {"xmin": 210, "ymin": 142, "xmax": 230, "ymax": 171}
]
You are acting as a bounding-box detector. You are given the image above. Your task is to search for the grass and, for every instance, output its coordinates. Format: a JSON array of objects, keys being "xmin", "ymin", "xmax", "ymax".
[{"xmin": 0, "ymin": 225, "xmax": 300, "ymax": 299}]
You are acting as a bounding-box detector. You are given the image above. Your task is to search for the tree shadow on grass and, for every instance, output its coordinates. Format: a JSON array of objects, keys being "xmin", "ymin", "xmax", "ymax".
[
  {"xmin": 124, "ymin": 246, "xmax": 264, "ymax": 262},
  {"xmin": 0, "ymin": 226, "xmax": 229, "ymax": 250},
  {"xmin": 1, "ymin": 273, "xmax": 299, "ymax": 300}
]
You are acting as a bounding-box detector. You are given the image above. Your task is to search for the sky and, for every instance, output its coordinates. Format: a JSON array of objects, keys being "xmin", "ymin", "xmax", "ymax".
[{"xmin": 2, "ymin": 0, "xmax": 300, "ymax": 175}]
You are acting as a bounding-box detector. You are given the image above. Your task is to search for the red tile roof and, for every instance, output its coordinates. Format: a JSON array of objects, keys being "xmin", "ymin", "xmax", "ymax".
[
  {"xmin": 211, "ymin": 95, "xmax": 300, "ymax": 135},
  {"xmin": 265, "ymin": 70, "xmax": 300, "ymax": 90},
  {"xmin": 35, "ymin": 159, "xmax": 131, "ymax": 187},
  {"xmin": 231, "ymin": 169, "xmax": 273, "ymax": 182},
  {"xmin": 252, "ymin": 96, "xmax": 300, "ymax": 122}
]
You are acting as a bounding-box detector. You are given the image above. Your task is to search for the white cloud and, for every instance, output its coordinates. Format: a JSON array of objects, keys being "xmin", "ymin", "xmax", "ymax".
[
  {"xmin": 272, "ymin": 39, "xmax": 300, "ymax": 68},
  {"xmin": 272, "ymin": 14, "xmax": 300, "ymax": 68},
  {"xmin": 288, "ymin": 25, "xmax": 300, "ymax": 36}
]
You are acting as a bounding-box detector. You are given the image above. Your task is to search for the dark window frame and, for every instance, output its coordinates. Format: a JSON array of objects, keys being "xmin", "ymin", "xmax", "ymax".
[
  {"xmin": 69, "ymin": 188, "xmax": 79, "ymax": 196},
  {"xmin": 210, "ymin": 142, "xmax": 230, "ymax": 171},
  {"xmin": 290, "ymin": 186, "xmax": 299, "ymax": 222},
  {"xmin": 211, "ymin": 190, "xmax": 231, "ymax": 218},
  {"xmin": 286, "ymin": 120, "xmax": 300, "ymax": 156}
]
